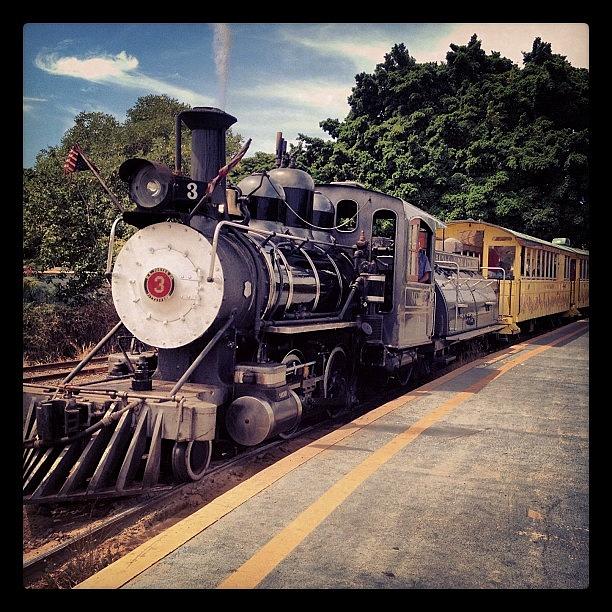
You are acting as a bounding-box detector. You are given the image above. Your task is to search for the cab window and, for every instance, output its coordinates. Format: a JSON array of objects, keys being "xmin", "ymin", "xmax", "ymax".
[{"xmin": 336, "ymin": 199, "xmax": 358, "ymax": 232}]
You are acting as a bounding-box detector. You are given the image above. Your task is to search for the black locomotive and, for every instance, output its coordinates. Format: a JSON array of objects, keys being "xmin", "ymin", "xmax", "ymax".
[{"xmin": 23, "ymin": 107, "xmax": 503, "ymax": 503}]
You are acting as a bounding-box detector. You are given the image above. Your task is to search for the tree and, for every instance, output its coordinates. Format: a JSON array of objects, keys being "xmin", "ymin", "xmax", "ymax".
[
  {"xmin": 291, "ymin": 35, "xmax": 589, "ymax": 249},
  {"xmin": 228, "ymin": 151, "xmax": 276, "ymax": 184}
]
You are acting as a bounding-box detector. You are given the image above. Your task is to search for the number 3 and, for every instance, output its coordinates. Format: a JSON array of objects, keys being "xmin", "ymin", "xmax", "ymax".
[
  {"xmin": 154, "ymin": 276, "xmax": 165, "ymax": 293},
  {"xmin": 187, "ymin": 182, "xmax": 198, "ymax": 200}
]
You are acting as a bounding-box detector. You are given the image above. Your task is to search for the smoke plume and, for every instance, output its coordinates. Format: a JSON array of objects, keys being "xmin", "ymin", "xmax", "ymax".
[{"xmin": 213, "ymin": 24, "xmax": 232, "ymax": 109}]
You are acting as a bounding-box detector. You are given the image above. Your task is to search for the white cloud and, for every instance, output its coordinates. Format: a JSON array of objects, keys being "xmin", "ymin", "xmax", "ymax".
[
  {"xmin": 36, "ymin": 50, "xmax": 139, "ymax": 80},
  {"xmin": 35, "ymin": 50, "xmax": 215, "ymax": 106},
  {"xmin": 284, "ymin": 29, "xmax": 392, "ymax": 72},
  {"xmin": 237, "ymin": 78, "xmax": 351, "ymax": 116},
  {"xmin": 23, "ymin": 96, "xmax": 47, "ymax": 112},
  {"xmin": 231, "ymin": 77, "xmax": 351, "ymax": 154}
]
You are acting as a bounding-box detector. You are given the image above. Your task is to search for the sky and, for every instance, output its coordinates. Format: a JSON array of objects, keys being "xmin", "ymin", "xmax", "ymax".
[{"xmin": 23, "ymin": 23, "xmax": 589, "ymax": 169}]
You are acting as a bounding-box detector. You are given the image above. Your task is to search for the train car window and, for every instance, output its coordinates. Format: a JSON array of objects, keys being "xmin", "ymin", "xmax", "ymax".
[
  {"xmin": 371, "ymin": 209, "xmax": 397, "ymax": 313},
  {"xmin": 487, "ymin": 246, "xmax": 515, "ymax": 280},
  {"xmin": 527, "ymin": 249, "xmax": 533, "ymax": 278},
  {"xmin": 336, "ymin": 199, "xmax": 358, "ymax": 232},
  {"xmin": 548, "ymin": 252, "xmax": 553, "ymax": 279}
]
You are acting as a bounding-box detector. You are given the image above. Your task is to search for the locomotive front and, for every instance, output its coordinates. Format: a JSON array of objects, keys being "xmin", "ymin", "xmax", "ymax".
[{"xmin": 23, "ymin": 108, "xmax": 358, "ymax": 503}]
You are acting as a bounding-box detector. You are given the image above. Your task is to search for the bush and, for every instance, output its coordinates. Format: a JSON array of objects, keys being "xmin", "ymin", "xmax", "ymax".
[
  {"xmin": 23, "ymin": 298, "xmax": 119, "ymax": 363},
  {"xmin": 23, "ymin": 277, "xmax": 60, "ymax": 304}
]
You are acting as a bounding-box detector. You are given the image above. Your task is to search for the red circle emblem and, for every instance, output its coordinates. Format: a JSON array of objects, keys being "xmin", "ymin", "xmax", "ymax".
[{"xmin": 144, "ymin": 268, "xmax": 174, "ymax": 301}]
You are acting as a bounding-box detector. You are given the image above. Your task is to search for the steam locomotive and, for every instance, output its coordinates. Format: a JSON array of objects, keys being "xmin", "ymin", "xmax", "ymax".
[{"xmin": 22, "ymin": 107, "xmax": 584, "ymax": 503}]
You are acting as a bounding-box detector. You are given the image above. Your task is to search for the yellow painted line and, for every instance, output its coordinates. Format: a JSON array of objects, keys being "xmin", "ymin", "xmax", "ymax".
[
  {"xmin": 75, "ymin": 321, "xmax": 586, "ymax": 589},
  {"xmin": 218, "ymin": 324, "xmax": 587, "ymax": 589}
]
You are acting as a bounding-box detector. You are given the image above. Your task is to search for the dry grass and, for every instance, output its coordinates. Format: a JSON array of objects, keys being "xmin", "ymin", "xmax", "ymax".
[{"xmin": 23, "ymin": 299, "xmax": 119, "ymax": 363}]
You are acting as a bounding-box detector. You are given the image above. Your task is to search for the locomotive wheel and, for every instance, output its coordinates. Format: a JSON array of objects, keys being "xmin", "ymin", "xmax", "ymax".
[
  {"xmin": 171, "ymin": 440, "xmax": 212, "ymax": 482},
  {"xmin": 324, "ymin": 346, "xmax": 350, "ymax": 418},
  {"xmin": 278, "ymin": 351, "xmax": 303, "ymax": 439}
]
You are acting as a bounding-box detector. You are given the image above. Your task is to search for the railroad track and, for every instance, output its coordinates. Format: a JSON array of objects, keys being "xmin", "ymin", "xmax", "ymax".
[
  {"xmin": 22, "ymin": 420, "xmax": 326, "ymax": 582},
  {"xmin": 23, "ymin": 357, "xmax": 110, "ymax": 382}
]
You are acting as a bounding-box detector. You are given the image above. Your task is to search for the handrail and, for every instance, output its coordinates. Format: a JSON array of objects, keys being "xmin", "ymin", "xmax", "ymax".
[
  {"xmin": 480, "ymin": 267, "xmax": 509, "ymax": 318},
  {"xmin": 435, "ymin": 260, "xmax": 460, "ymax": 332},
  {"xmin": 105, "ymin": 215, "xmax": 123, "ymax": 283},
  {"xmin": 479, "ymin": 266, "xmax": 506, "ymax": 281}
]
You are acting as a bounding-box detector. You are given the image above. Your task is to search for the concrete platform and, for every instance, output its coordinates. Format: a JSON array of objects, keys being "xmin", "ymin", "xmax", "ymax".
[{"xmin": 77, "ymin": 320, "xmax": 589, "ymax": 589}]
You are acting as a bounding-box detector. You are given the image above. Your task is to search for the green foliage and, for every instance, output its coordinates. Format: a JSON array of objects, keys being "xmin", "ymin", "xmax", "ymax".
[
  {"xmin": 228, "ymin": 151, "xmax": 276, "ymax": 184},
  {"xmin": 23, "ymin": 277, "xmax": 59, "ymax": 304},
  {"xmin": 23, "ymin": 95, "xmax": 245, "ymax": 302},
  {"xmin": 291, "ymin": 36, "xmax": 589, "ymax": 248},
  {"xmin": 23, "ymin": 298, "xmax": 119, "ymax": 362}
]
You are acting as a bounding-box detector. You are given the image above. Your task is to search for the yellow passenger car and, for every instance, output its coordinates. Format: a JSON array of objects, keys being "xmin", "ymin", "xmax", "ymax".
[{"xmin": 435, "ymin": 220, "xmax": 589, "ymax": 334}]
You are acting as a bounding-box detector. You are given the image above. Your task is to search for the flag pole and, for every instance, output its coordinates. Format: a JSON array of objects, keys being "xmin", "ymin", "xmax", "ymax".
[{"xmin": 78, "ymin": 151, "xmax": 125, "ymax": 213}]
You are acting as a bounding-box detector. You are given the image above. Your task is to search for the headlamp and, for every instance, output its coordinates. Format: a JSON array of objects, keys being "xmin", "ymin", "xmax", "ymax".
[{"xmin": 119, "ymin": 159, "xmax": 174, "ymax": 210}]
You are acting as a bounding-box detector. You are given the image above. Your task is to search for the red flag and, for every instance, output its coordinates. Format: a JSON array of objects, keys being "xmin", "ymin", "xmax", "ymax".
[
  {"xmin": 206, "ymin": 138, "xmax": 252, "ymax": 196},
  {"xmin": 63, "ymin": 144, "xmax": 97, "ymax": 174}
]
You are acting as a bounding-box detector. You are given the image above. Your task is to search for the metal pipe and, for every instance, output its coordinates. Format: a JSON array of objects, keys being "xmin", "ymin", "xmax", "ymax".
[
  {"xmin": 60, "ymin": 321, "xmax": 124, "ymax": 385},
  {"xmin": 168, "ymin": 311, "xmax": 236, "ymax": 397},
  {"xmin": 265, "ymin": 316, "xmax": 349, "ymax": 327},
  {"xmin": 115, "ymin": 339, "xmax": 136, "ymax": 374},
  {"xmin": 266, "ymin": 279, "xmax": 360, "ymax": 327},
  {"xmin": 105, "ymin": 215, "xmax": 123, "ymax": 282},
  {"xmin": 339, "ymin": 282, "xmax": 360, "ymax": 318},
  {"xmin": 206, "ymin": 220, "xmax": 353, "ymax": 282}
]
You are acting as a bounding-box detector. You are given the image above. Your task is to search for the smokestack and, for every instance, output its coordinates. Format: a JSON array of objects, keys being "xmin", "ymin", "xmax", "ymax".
[{"xmin": 178, "ymin": 107, "xmax": 237, "ymax": 202}]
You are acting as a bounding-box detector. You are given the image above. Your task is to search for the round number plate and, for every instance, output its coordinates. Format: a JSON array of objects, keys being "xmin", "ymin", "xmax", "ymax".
[{"xmin": 144, "ymin": 268, "xmax": 174, "ymax": 301}]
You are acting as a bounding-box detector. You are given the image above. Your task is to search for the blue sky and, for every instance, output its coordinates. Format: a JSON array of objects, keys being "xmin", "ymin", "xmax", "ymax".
[{"xmin": 23, "ymin": 23, "xmax": 589, "ymax": 168}]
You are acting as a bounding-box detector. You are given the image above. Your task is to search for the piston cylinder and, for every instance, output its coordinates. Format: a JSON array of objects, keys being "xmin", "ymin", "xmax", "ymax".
[{"xmin": 225, "ymin": 390, "xmax": 302, "ymax": 446}]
